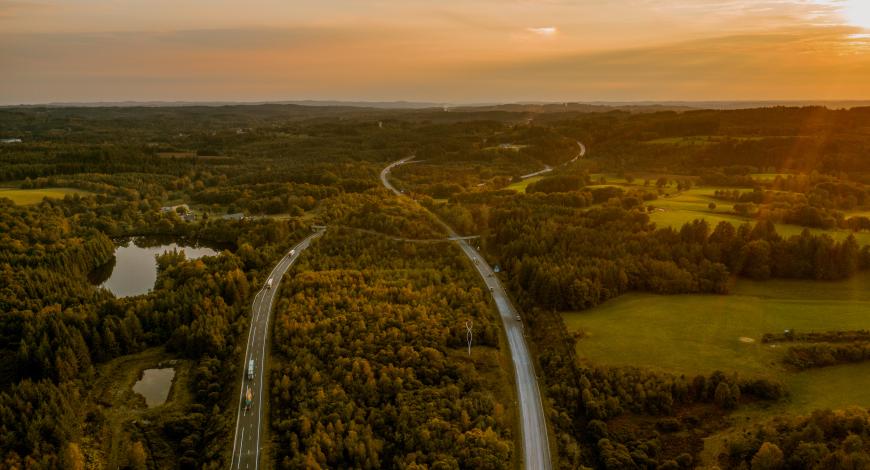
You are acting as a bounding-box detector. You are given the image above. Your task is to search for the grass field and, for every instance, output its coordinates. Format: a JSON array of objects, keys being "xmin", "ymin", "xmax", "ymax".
[
  {"xmin": 505, "ymin": 176, "xmax": 543, "ymax": 192},
  {"xmin": 563, "ymin": 271, "xmax": 870, "ymax": 413},
  {"xmin": 751, "ymin": 173, "xmax": 791, "ymax": 182},
  {"xmin": 644, "ymin": 136, "xmax": 767, "ymax": 146},
  {"xmin": 0, "ymin": 187, "xmax": 91, "ymax": 205},
  {"xmin": 648, "ymin": 188, "xmax": 870, "ymax": 245}
]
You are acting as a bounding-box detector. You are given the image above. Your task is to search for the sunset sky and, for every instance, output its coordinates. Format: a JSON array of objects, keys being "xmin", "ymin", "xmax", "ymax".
[{"xmin": 2, "ymin": 0, "xmax": 870, "ymax": 104}]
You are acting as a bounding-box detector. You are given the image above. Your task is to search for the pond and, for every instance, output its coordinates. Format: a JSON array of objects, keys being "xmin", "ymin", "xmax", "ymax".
[
  {"xmin": 90, "ymin": 238, "xmax": 218, "ymax": 297},
  {"xmin": 132, "ymin": 368, "xmax": 175, "ymax": 408}
]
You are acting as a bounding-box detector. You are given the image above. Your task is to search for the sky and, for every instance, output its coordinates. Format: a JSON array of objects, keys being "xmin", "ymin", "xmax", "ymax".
[{"xmin": 1, "ymin": 0, "xmax": 870, "ymax": 104}]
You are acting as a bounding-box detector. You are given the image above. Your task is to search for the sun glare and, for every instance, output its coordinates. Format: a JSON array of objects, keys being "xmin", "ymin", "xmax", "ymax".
[{"xmin": 842, "ymin": 0, "xmax": 870, "ymax": 29}]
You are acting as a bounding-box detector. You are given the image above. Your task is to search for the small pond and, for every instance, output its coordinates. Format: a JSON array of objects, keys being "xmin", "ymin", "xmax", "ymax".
[
  {"xmin": 132, "ymin": 368, "xmax": 175, "ymax": 408},
  {"xmin": 90, "ymin": 237, "xmax": 218, "ymax": 297}
]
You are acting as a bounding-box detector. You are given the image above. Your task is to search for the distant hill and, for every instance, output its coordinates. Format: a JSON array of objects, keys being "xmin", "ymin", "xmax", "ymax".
[
  {"xmin": 7, "ymin": 99, "xmax": 870, "ymax": 111},
  {"xmin": 7, "ymin": 100, "xmax": 446, "ymax": 109}
]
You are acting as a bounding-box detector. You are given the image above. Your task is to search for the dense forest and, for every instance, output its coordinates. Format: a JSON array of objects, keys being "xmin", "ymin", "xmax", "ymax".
[{"xmin": 269, "ymin": 230, "xmax": 513, "ymax": 468}]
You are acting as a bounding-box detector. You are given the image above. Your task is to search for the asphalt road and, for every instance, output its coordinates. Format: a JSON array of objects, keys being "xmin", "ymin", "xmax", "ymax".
[
  {"xmin": 381, "ymin": 160, "xmax": 553, "ymax": 470},
  {"xmin": 229, "ymin": 229, "xmax": 324, "ymax": 470}
]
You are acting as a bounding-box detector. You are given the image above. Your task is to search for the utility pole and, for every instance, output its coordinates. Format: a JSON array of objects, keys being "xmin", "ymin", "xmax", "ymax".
[{"xmin": 466, "ymin": 320, "xmax": 473, "ymax": 356}]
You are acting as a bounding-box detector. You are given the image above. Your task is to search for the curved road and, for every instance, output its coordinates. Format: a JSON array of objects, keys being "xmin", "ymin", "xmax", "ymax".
[
  {"xmin": 519, "ymin": 140, "xmax": 586, "ymax": 179},
  {"xmin": 230, "ymin": 229, "xmax": 324, "ymax": 470},
  {"xmin": 381, "ymin": 161, "xmax": 553, "ymax": 470}
]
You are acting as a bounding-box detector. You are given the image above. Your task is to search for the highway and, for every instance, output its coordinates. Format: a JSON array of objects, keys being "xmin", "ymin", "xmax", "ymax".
[
  {"xmin": 229, "ymin": 229, "xmax": 324, "ymax": 470},
  {"xmin": 381, "ymin": 161, "xmax": 553, "ymax": 470},
  {"xmin": 520, "ymin": 164, "xmax": 553, "ymax": 180},
  {"xmin": 571, "ymin": 141, "xmax": 586, "ymax": 163}
]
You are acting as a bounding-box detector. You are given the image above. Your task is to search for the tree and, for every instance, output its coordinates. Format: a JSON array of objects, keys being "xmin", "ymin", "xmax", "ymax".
[
  {"xmin": 714, "ymin": 382, "xmax": 736, "ymax": 409},
  {"xmin": 708, "ymin": 202, "xmax": 717, "ymax": 211},
  {"xmin": 751, "ymin": 442, "xmax": 784, "ymax": 470},
  {"xmin": 61, "ymin": 443, "xmax": 85, "ymax": 470},
  {"xmin": 130, "ymin": 441, "xmax": 148, "ymax": 470}
]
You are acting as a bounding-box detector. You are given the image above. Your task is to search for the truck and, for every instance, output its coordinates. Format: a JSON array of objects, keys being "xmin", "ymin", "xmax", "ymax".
[
  {"xmin": 248, "ymin": 359, "xmax": 255, "ymax": 380},
  {"xmin": 266, "ymin": 278, "xmax": 273, "ymax": 289},
  {"xmin": 245, "ymin": 385, "xmax": 253, "ymax": 411}
]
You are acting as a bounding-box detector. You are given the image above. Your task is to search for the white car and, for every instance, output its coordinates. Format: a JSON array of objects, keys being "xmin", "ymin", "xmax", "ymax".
[{"xmin": 289, "ymin": 249, "xmax": 296, "ymax": 256}]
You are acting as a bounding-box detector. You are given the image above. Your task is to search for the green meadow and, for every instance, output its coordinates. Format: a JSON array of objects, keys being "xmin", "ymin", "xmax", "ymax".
[
  {"xmin": 0, "ymin": 187, "xmax": 91, "ymax": 205},
  {"xmin": 563, "ymin": 271, "xmax": 870, "ymax": 413},
  {"xmin": 647, "ymin": 188, "xmax": 870, "ymax": 245},
  {"xmin": 644, "ymin": 135, "xmax": 767, "ymax": 146},
  {"xmin": 505, "ymin": 176, "xmax": 544, "ymax": 192}
]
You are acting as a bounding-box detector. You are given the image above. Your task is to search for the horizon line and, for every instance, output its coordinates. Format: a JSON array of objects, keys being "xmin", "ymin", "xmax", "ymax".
[{"xmin": 4, "ymin": 98, "xmax": 870, "ymax": 110}]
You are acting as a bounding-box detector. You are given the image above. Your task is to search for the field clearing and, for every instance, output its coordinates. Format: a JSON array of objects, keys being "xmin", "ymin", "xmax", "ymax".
[
  {"xmin": 564, "ymin": 272, "xmax": 870, "ymax": 413},
  {"xmin": 644, "ymin": 136, "xmax": 767, "ymax": 146},
  {"xmin": 156, "ymin": 151, "xmax": 196, "ymax": 158},
  {"xmin": 505, "ymin": 176, "xmax": 543, "ymax": 192},
  {"xmin": 0, "ymin": 187, "xmax": 91, "ymax": 205},
  {"xmin": 701, "ymin": 361, "xmax": 870, "ymax": 465},
  {"xmin": 751, "ymin": 173, "xmax": 791, "ymax": 181},
  {"xmin": 648, "ymin": 188, "xmax": 870, "ymax": 245},
  {"xmin": 82, "ymin": 347, "xmax": 190, "ymax": 468}
]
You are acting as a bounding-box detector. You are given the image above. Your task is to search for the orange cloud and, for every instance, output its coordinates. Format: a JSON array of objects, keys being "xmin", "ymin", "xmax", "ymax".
[{"xmin": 2, "ymin": 0, "xmax": 870, "ymax": 103}]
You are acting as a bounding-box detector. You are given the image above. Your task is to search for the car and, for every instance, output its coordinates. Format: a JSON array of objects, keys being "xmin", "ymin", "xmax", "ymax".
[
  {"xmin": 289, "ymin": 249, "xmax": 296, "ymax": 256},
  {"xmin": 515, "ymin": 314, "xmax": 521, "ymax": 321}
]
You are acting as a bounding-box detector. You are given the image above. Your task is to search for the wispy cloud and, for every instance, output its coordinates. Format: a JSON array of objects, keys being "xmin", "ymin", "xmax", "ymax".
[
  {"xmin": 526, "ymin": 26, "xmax": 557, "ymax": 37},
  {"xmin": 2, "ymin": 0, "xmax": 870, "ymax": 103}
]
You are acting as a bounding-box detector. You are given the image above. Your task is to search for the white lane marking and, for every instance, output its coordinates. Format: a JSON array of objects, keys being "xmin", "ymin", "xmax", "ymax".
[{"xmin": 236, "ymin": 427, "xmax": 245, "ymax": 469}]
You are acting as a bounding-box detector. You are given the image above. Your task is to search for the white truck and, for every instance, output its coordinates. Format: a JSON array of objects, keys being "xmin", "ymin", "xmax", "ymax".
[
  {"xmin": 266, "ymin": 278, "xmax": 273, "ymax": 289},
  {"xmin": 248, "ymin": 359, "xmax": 255, "ymax": 380}
]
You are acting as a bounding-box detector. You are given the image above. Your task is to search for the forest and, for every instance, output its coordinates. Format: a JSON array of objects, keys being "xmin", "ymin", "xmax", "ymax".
[
  {"xmin": 269, "ymin": 230, "xmax": 513, "ymax": 469},
  {"xmin": 1, "ymin": 103, "xmax": 870, "ymax": 469}
]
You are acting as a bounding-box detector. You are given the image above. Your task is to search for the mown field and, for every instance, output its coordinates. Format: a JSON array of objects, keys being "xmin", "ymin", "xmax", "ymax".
[
  {"xmin": 0, "ymin": 187, "xmax": 91, "ymax": 205},
  {"xmin": 644, "ymin": 136, "xmax": 768, "ymax": 146},
  {"xmin": 505, "ymin": 176, "xmax": 543, "ymax": 192},
  {"xmin": 563, "ymin": 271, "xmax": 870, "ymax": 414},
  {"xmin": 647, "ymin": 187, "xmax": 870, "ymax": 245}
]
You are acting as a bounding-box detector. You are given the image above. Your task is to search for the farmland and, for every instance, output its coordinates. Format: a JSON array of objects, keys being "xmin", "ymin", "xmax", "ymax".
[
  {"xmin": 563, "ymin": 271, "xmax": 870, "ymax": 412},
  {"xmin": 0, "ymin": 187, "xmax": 91, "ymax": 205},
  {"xmin": 647, "ymin": 187, "xmax": 870, "ymax": 245}
]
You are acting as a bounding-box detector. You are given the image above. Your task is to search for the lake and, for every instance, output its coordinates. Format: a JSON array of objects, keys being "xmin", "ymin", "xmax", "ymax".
[
  {"xmin": 90, "ymin": 238, "xmax": 218, "ymax": 297},
  {"xmin": 132, "ymin": 367, "xmax": 175, "ymax": 408}
]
